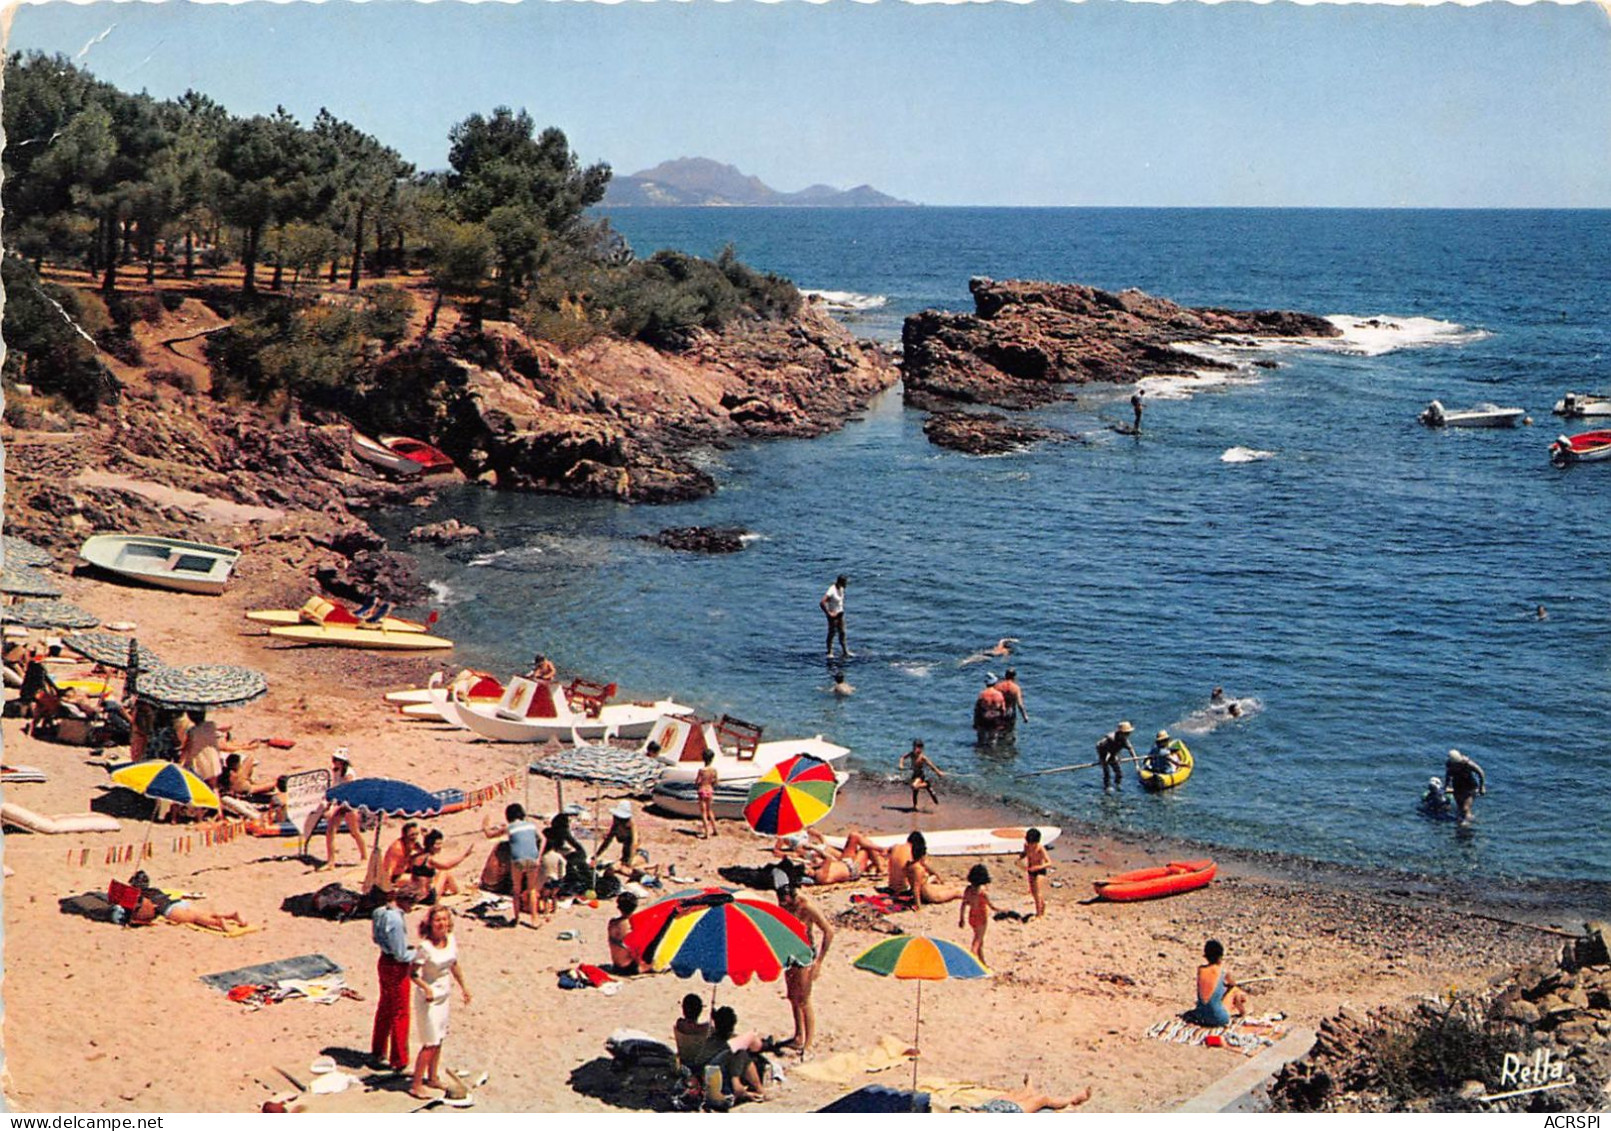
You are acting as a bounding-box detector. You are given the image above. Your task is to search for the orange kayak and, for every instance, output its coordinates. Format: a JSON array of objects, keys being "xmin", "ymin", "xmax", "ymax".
[{"xmin": 1094, "ymin": 858, "xmax": 1216, "ymax": 902}]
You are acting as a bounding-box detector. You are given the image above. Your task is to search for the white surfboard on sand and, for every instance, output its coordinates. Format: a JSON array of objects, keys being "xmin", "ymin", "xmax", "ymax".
[{"xmin": 824, "ymin": 826, "xmax": 1061, "ymax": 857}]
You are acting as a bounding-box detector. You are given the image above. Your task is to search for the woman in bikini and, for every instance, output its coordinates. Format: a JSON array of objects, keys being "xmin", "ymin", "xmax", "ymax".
[
  {"xmin": 905, "ymin": 840, "xmax": 963, "ymax": 905},
  {"xmin": 408, "ymin": 830, "xmax": 475, "ymax": 903}
]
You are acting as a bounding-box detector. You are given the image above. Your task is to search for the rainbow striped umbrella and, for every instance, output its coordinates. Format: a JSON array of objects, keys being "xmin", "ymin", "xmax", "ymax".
[
  {"xmin": 623, "ymin": 886, "xmax": 814, "ymax": 986},
  {"xmin": 743, "ymin": 753, "xmax": 839, "ymax": 836},
  {"xmin": 852, "ymin": 935, "xmax": 991, "ymax": 1093}
]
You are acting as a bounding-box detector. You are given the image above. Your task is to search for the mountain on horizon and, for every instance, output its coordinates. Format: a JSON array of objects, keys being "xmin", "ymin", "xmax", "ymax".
[{"xmin": 603, "ymin": 157, "xmax": 914, "ymax": 208}]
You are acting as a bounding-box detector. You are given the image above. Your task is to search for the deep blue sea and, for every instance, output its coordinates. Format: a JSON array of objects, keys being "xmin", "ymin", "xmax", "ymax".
[{"xmin": 376, "ymin": 208, "xmax": 1611, "ymax": 884}]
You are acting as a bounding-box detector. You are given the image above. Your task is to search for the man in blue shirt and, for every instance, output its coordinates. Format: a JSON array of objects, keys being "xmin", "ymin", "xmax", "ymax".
[{"xmin": 371, "ymin": 886, "xmax": 418, "ymax": 1072}]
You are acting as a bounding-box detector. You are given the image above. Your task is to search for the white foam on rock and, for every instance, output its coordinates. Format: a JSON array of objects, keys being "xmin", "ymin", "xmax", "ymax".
[
  {"xmin": 1221, "ymin": 447, "xmax": 1276, "ymax": 463},
  {"xmin": 803, "ymin": 289, "xmax": 888, "ymax": 313}
]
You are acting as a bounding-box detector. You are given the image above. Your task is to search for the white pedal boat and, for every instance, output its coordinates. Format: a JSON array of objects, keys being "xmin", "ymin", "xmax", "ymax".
[
  {"xmin": 443, "ymin": 676, "xmax": 689, "ymax": 742},
  {"xmin": 647, "ymin": 714, "xmax": 850, "ymax": 820}
]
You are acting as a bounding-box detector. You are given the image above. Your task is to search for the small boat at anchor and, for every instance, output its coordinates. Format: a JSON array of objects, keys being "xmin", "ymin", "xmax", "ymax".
[
  {"xmin": 1552, "ymin": 392, "xmax": 1611, "ymax": 419},
  {"xmin": 1094, "ymin": 858, "xmax": 1217, "ymax": 902},
  {"xmin": 392, "ymin": 670, "xmax": 506, "ymax": 721},
  {"xmin": 1550, "ymin": 430, "xmax": 1611, "ymax": 466},
  {"xmin": 350, "ymin": 431, "xmax": 424, "ymax": 478},
  {"xmin": 79, "ymin": 534, "xmax": 241, "ymax": 596},
  {"xmin": 268, "ymin": 622, "xmax": 455, "ymax": 651},
  {"xmin": 379, "ymin": 436, "xmax": 455, "ymax": 474},
  {"xmin": 1419, "ymin": 400, "xmax": 1526, "ymax": 428}
]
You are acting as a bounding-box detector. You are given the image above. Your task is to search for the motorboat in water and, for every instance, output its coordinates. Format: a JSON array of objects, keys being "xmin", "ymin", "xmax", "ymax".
[
  {"xmin": 1419, "ymin": 400, "xmax": 1526, "ymax": 428},
  {"xmin": 442, "ymin": 676, "xmax": 690, "ymax": 742},
  {"xmin": 1552, "ymin": 392, "xmax": 1611, "ymax": 419},
  {"xmin": 649, "ymin": 714, "xmax": 850, "ymax": 820},
  {"xmin": 1550, "ymin": 430, "xmax": 1611, "ymax": 466}
]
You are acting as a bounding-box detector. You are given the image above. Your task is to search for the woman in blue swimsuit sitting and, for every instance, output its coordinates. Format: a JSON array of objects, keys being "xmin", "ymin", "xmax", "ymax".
[{"xmin": 1186, "ymin": 938, "xmax": 1249, "ymax": 1027}]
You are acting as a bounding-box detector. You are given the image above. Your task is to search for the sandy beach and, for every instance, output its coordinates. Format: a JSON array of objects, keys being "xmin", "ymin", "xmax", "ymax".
[{"xmin": 0, "ymin": 526, "xmax": 1578, "ymax": 1114}]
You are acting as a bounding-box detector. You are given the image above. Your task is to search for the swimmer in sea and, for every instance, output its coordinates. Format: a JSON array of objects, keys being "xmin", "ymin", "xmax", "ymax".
[
  {"xmin": 1537, "ymin": 605, "xmax": 1548, "ymax": 621},
  {"xmin": 830, "ymin": 670, "xmax": 855, "ymax": 696},
  {"xmin": 960, "ymin": 638, "xmax": 1019, "ymax": 667}
]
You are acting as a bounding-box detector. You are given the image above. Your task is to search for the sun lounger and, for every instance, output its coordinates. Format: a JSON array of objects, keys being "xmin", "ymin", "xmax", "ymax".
[{"xmin": 1, "ymin": 802, "xmax": 121, "ymax": 834}]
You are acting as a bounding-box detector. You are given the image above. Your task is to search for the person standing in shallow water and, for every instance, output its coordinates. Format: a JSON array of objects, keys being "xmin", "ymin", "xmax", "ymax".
[
  {"xmin": 1131, "ymin": 389, "xmax": 1144, "ymax": 432},
  {"xmin": 1444, "ymin": 749, "xmax": 1486, "ymax": 825},
  {"xmin": 820, "ymin": 575, "xmax": 850, "ymax": 659},
  {"xmin": 1096, "ymin": 721, "xmax": 1136, "ymax": 788}
]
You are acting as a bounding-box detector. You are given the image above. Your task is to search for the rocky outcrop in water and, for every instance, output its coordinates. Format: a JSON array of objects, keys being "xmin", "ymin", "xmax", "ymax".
[
  {"xmin": 902, "ymin": 277, "xmax": 1339, "ymax": 411},
  {"xmin": 407, "ymin": 518, "xmax": 483, "ymax": 545},
  {"xmin": 922, "ymin": 410, "xmax": 1076, "ymax": 456},
  {"xmin": 641, "ymin": 526, "xmax": 751, "ymax": 554}
]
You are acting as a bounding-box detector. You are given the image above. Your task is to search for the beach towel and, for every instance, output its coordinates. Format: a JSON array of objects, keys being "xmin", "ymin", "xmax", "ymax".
[
  {"xmin": 850, "ymin": 892, "xmax": 912, "ymax": 915},
  {"xmin": 200, "ymin": 953, "xmax": 341, "ymax": 992},
  {"xmin": 921, "ymin": 1079, "xmax": 1008, "ymax": 1112},
  {"xmin": 794, "ymin": 1035, "xmax": 919, "ymax": 1085},
  {"xmin": 1144, "ymin": 1013, "xmax": 1288, "ymax": 1056},
  {"xmin": 177, "ymin": 920, "xmax": 265, "ymax": 939}
]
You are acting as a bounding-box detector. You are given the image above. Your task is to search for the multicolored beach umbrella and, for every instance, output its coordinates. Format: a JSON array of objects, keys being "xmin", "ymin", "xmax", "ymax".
[
  {"xmin": 109, "ymin": 760, "xmax": 221, "ymax": 811},
  {"xmin": 743, "ymin": 753, "xmax": 839, "ymax": 837},
  {"xmin": 623, "ymin": 886, "xmax": 814, "ymax": 985},
  {"xmin": 852, "ymin": 935, "xmax": 991, "ymax": 1094}
]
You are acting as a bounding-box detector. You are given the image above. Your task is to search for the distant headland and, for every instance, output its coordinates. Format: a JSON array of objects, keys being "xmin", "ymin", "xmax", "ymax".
[{"xmin": 603, "ymin": 157, "xmax": 915, "ymax": 208}]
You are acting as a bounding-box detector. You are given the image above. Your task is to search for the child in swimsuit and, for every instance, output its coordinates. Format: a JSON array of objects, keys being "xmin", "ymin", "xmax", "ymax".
[
  {"xmin": 694, "ymin": 752, "xmax": 719, "ymax": 841},
  {"xmin": 1018, "ymin": 828, "xmax": 1051, "ymax": 919},
  {"xmin": 958, "ymin": 864, "xmax": 1000, "ymax": 963}
]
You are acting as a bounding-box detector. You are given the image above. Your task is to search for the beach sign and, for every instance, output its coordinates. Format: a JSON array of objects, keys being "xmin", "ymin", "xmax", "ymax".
[{"xmin": 284, "ymin": 768, "xmax": 331, "ymax": 837}]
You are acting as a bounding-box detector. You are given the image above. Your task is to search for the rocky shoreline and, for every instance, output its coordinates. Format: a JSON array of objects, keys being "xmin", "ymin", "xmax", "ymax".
[
  {"xmin": 902, "ymin": 277, "xmax": 1339, "ymax": 412},
  {"xmin": 2, "ymin": 278, "xmax": 896, "ymax": 602}
]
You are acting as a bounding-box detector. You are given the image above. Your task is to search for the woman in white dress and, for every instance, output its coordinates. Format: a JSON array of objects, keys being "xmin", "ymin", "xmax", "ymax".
[{"xmin": 409, "ymin": 906, "xmax": 471, "ymax": 1100}]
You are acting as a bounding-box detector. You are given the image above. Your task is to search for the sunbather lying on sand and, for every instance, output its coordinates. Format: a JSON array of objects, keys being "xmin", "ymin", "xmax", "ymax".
[
  {"xmin": 776, "ymin": 829, "xmax": 889, "ymax": 885},
  {"xmin": 971, "ymin": 1081, "xmax": 1092, "ymax": 1113},
  {"xmin": 127, "ymin": 870, "xmax": 250, "ymax": 932}
]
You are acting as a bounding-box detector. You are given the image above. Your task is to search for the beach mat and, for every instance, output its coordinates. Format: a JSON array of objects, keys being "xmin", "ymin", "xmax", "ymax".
[
  {"xmin": 818, "ymin": 1085, "xmax": 931, "ymax": 1114},
  {"xmin": 201, "ymin": 953, "xmax": 341, "ymax": 992},
  {"xmin": 59, "ymin": 891, "xmax": 115, "ymax": 921},
  {"xmin": 179, "ymin": 920, "xmax": 265, "ymax": 939},
  {"xmin": 1146, "ymin": 1014, "xmax": 1287, "ymax": 1056}
]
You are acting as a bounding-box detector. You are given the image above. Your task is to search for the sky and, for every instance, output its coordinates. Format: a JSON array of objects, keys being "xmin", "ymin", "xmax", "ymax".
[{"xmin": 5, "ymin": 0, "xmax": 1610, "ymax": 207}]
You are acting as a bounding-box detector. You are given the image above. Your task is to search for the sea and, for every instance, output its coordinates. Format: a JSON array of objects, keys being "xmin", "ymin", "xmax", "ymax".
[{"xmin": 372, "ymin": 208, "xmax": 1611, "ymax": 886}]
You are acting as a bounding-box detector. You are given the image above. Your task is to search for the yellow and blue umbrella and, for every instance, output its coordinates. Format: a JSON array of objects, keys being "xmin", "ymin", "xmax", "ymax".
[
  {"xmin": 623, "ymin": 887, "xmax": 814, "ymax": 986},
  {"xmin": 743, "ymin": 753, "xmax": 839, "ymax": 837},
  {"xmin": 109, "ymin": 760, "xmax": 221, "ymax": 811},
  {"xmin": 852, "ymin": 935, "xmax": 991, "ymax": 1093}
]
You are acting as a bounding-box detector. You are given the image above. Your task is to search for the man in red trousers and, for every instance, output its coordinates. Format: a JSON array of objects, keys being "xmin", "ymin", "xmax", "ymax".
[{"xmin": 370, "ymin": 886, "xmax": 418, "ymax": 1072}]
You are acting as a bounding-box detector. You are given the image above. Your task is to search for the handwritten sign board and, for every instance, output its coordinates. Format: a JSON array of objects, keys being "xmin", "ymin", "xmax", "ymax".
[{"xmin": 283, "ymin": 768, "xmax": 331, "ymax": 841}]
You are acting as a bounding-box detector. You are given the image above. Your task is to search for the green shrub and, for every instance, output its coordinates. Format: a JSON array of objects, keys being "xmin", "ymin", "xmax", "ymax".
[
  {"xmin": 362, "ymin": 284, "xmax": 414, "ymax": 348},
  {"xmin": 593, "ymin": 247, "xmax": 800, "ymax": 349},
  {"xmin": 0, "ymin": 256, "xmax": 118, "ymax": 409}
]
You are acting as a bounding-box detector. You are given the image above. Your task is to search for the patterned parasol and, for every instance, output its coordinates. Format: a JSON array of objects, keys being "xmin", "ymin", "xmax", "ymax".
[
  {"xmin": 132, "ymin": 664, "xmax": 267, "ymax": 710},
  {"xmin": 61, "ymin": 632, "xmax": 166, "ymax": 672},
  {"xmin": 109, "ymin": 760, "xmax": 221, "ymax": 811},
  {"xmin": 0, "ymin": 565, "xmax": 63, "ymax": 598},
  {"xmin": 0, "ymin": 535, "xmax": 56, "ymax": 570},
  {"xmin": 528, "ymin": 743, "xmax": 662, "ymax": 794},
  {"xmin": 0, "ymin": 600, "xmax": 100, "ymax": 629}
]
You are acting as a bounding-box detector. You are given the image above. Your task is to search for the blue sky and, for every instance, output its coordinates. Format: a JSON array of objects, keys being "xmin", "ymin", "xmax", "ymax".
[{"xmin": 8, "ymin": 1, "xmax": 1610, "ymax": 207}]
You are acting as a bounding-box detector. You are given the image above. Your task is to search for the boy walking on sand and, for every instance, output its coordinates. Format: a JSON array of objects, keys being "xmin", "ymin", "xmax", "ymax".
[
  {"xmin": 1018, "ymin": 828, "xmax": 1051, "ymax": 919},
  {"xmin": 959, "ymin": 864, "xmax": 1001, "ymax": 964}
]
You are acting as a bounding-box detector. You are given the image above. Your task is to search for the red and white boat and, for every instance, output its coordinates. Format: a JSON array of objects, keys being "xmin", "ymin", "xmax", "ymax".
[
  {"xmin": 380, "ymin": 435, "xmax": 455, "ymax": 474},
  {"xmin": 350, "ymin": 431, "xmax": 423, "ymax": 478},
  {"xmin": 1550, "ymin": 430, "xmax": 1611, "ymax": 466},
  {"xmin": 1093, "ymin": 858, "xmax": 1217, "ymax": 902},
  {"xmin": 442, "ymin": 675, "xmax": 690, "ymax": 742}
]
